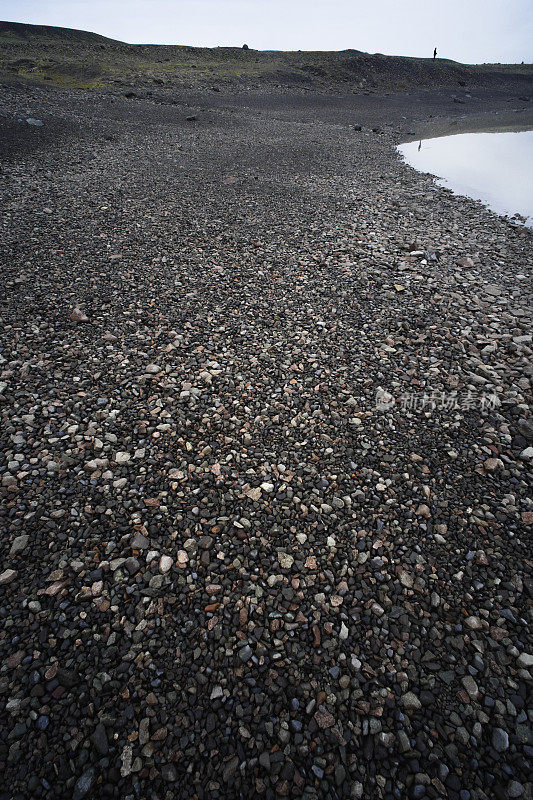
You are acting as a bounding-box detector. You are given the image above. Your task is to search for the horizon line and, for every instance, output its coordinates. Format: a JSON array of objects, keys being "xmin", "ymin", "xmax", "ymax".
[{"xmin": 1, "ymin": 18, "xmax": 532, "ymax": 66}]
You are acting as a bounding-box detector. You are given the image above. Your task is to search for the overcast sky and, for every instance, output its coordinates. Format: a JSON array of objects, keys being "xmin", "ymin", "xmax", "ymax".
[{"xmin": 1, "ymin": 0, "xmax": 532, "ymax": 64}]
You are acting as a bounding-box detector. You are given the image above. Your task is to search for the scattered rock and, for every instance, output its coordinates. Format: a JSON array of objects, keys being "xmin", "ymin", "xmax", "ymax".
[
  {"xmin": 516, "ymin": 652, "xmax": 533, "ymax": 669},
  {"xmin": 400, "ymin": 692, "xmax": 422, "ymax": 710},
  {"xmin": 398, "ymin": 569, "xmax": 414, "ymax": 588},
  {"xmin": 9, "ymin": 535, "xmax": 29, "ymax": 556},
  {"xmin": 0, "ymin": 569, "xmax": 17, "ymax": 586},
  {"xmin": 72, "ymin": 768, "xmax": 96, "ymax": 800},
  {"xmin": 492, "ymin": 728, "xmax": 509, "ymax": 752},
  {"xmin": 70, "ymin": 307, "xmax": 89, "ymax": 323},
  {"xmin": 277, "ymin": 552, "xmax": 294, "ymax": 569},
  {"xmin": 465, "ymin": 616, "xmax": 483, "ymax": 630},
  {"xmin": 159, "ymin": 555, "xmax": 173, "ymax": 574},
  {"xmin": 91, "ymin": 722, "xmax": 108, "ymax": 755},
  {"xmin": 0, "ymin": 73, "xmax": 531, "ymax": 800},
  {"xmin": 314, "ymin": 708, "xmax": 335, "ymax": 729}
]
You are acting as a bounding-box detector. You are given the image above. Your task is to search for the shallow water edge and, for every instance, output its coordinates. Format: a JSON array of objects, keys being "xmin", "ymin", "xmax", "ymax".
[{"xmin": 398, "ymin": 128, "xmax": 533, "ymax": 227}]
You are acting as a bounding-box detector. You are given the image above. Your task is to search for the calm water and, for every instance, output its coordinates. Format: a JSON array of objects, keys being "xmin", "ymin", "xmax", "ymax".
[{"xmin": 398, "ymin": 130, "xmax": 533, "ymax": 227}]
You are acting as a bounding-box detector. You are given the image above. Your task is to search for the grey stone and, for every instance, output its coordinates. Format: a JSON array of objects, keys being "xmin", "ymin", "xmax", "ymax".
[
  {"xmin": 397, "ymin": 730, "xmax": 411, "ymax": 752},
  {"xmin": 72, "ymin": 768, "xmax": 96, "ymax": 800},
  {"xmin": 0, "ymin": 569, "xmax": 17, "ymax": 586},
  {"xmin": 462, "ymin": 675, "xmax": 479, "ymax": 699},
  {"xmin": 239, "ymin": 645, "xmax": 252, "ymax": 661},
  {"xmin": 400, "ymin": 692, "xmax": 422, "ymax": 710},
  {"xmin": 492, "ymin": 727, "xmax": 509, "ymax": 752},
  {"xmin": 131, "ymin": 531, "xmax": 149, "ymax": 549},
  {"xmin": 9, "ymin": 535, "xmax": 29, "ymax": 557},
  {"xmin": 161, "ymin": 764, "xmax": 177, "ymax": 782},
  {"xmin": 517, "ymin": 652, "xmax": 533, "ymax": 669},
  {"xmin": 223, "ymin": 756, "xmax": 239, "ymax": 782}
]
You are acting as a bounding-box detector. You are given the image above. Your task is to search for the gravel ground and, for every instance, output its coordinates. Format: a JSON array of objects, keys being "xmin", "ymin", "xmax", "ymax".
[{"xmin": 0, "ymin": 81, "xmax": 532, "ymax": 800}]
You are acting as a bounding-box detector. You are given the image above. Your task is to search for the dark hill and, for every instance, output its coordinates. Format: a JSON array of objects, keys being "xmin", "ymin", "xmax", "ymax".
[{"xmin": 1, "ymin": 20, "xmax": 532, "ymax": 92}]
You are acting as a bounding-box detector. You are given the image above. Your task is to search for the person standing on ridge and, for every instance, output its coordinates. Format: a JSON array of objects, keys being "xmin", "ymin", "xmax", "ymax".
[{"xmin": 433, "ymin": 47, "xmax": 437, "ymax": 59}]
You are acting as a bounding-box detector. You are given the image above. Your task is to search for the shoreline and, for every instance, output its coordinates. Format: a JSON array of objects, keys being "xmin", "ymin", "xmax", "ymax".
[
  {"xmin": 398, "ymin": 129, "xmax": 533, "ymax": 228},
  {"xmin": 409, "ymin": 110, "xmax": 533, "ymax": 141}
]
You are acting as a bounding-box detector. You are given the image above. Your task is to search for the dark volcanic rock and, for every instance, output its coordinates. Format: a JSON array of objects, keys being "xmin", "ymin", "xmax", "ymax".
[{"xmin": 0, "ymin": 75, "xmax": 531, "ymax": 800}]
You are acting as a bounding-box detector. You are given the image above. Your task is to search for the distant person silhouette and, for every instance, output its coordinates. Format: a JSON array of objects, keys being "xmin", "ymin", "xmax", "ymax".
[
  {"xmin": 433, "ymin": 47, "xmax": 437, "ymax": 59},
  {"xmin": 418, "ymin": 140, "xmax": 422, "ymax": 151}
]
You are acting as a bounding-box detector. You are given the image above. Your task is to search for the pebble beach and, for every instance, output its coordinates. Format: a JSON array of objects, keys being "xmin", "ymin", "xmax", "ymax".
[{"xmin": 0, "ymin": 79, "xmax": 532, "ymax": 800}]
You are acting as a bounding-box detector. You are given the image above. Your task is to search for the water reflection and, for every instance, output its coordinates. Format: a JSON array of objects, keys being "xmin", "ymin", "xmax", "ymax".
[{"xmin": 398, "ymin": 130, "xmax": 533, "ymax": 227}]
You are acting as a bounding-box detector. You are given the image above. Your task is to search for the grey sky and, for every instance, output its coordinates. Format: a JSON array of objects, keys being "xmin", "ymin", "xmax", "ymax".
[{"xmin": 1, "ymin": 0, "xmax": 532, "ymax": 64}]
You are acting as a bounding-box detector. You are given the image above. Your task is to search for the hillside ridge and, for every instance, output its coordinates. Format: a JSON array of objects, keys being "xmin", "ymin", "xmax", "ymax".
[{"xmin": 1, "ymin": 20, "xmax": 532, "ymax": 91}]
